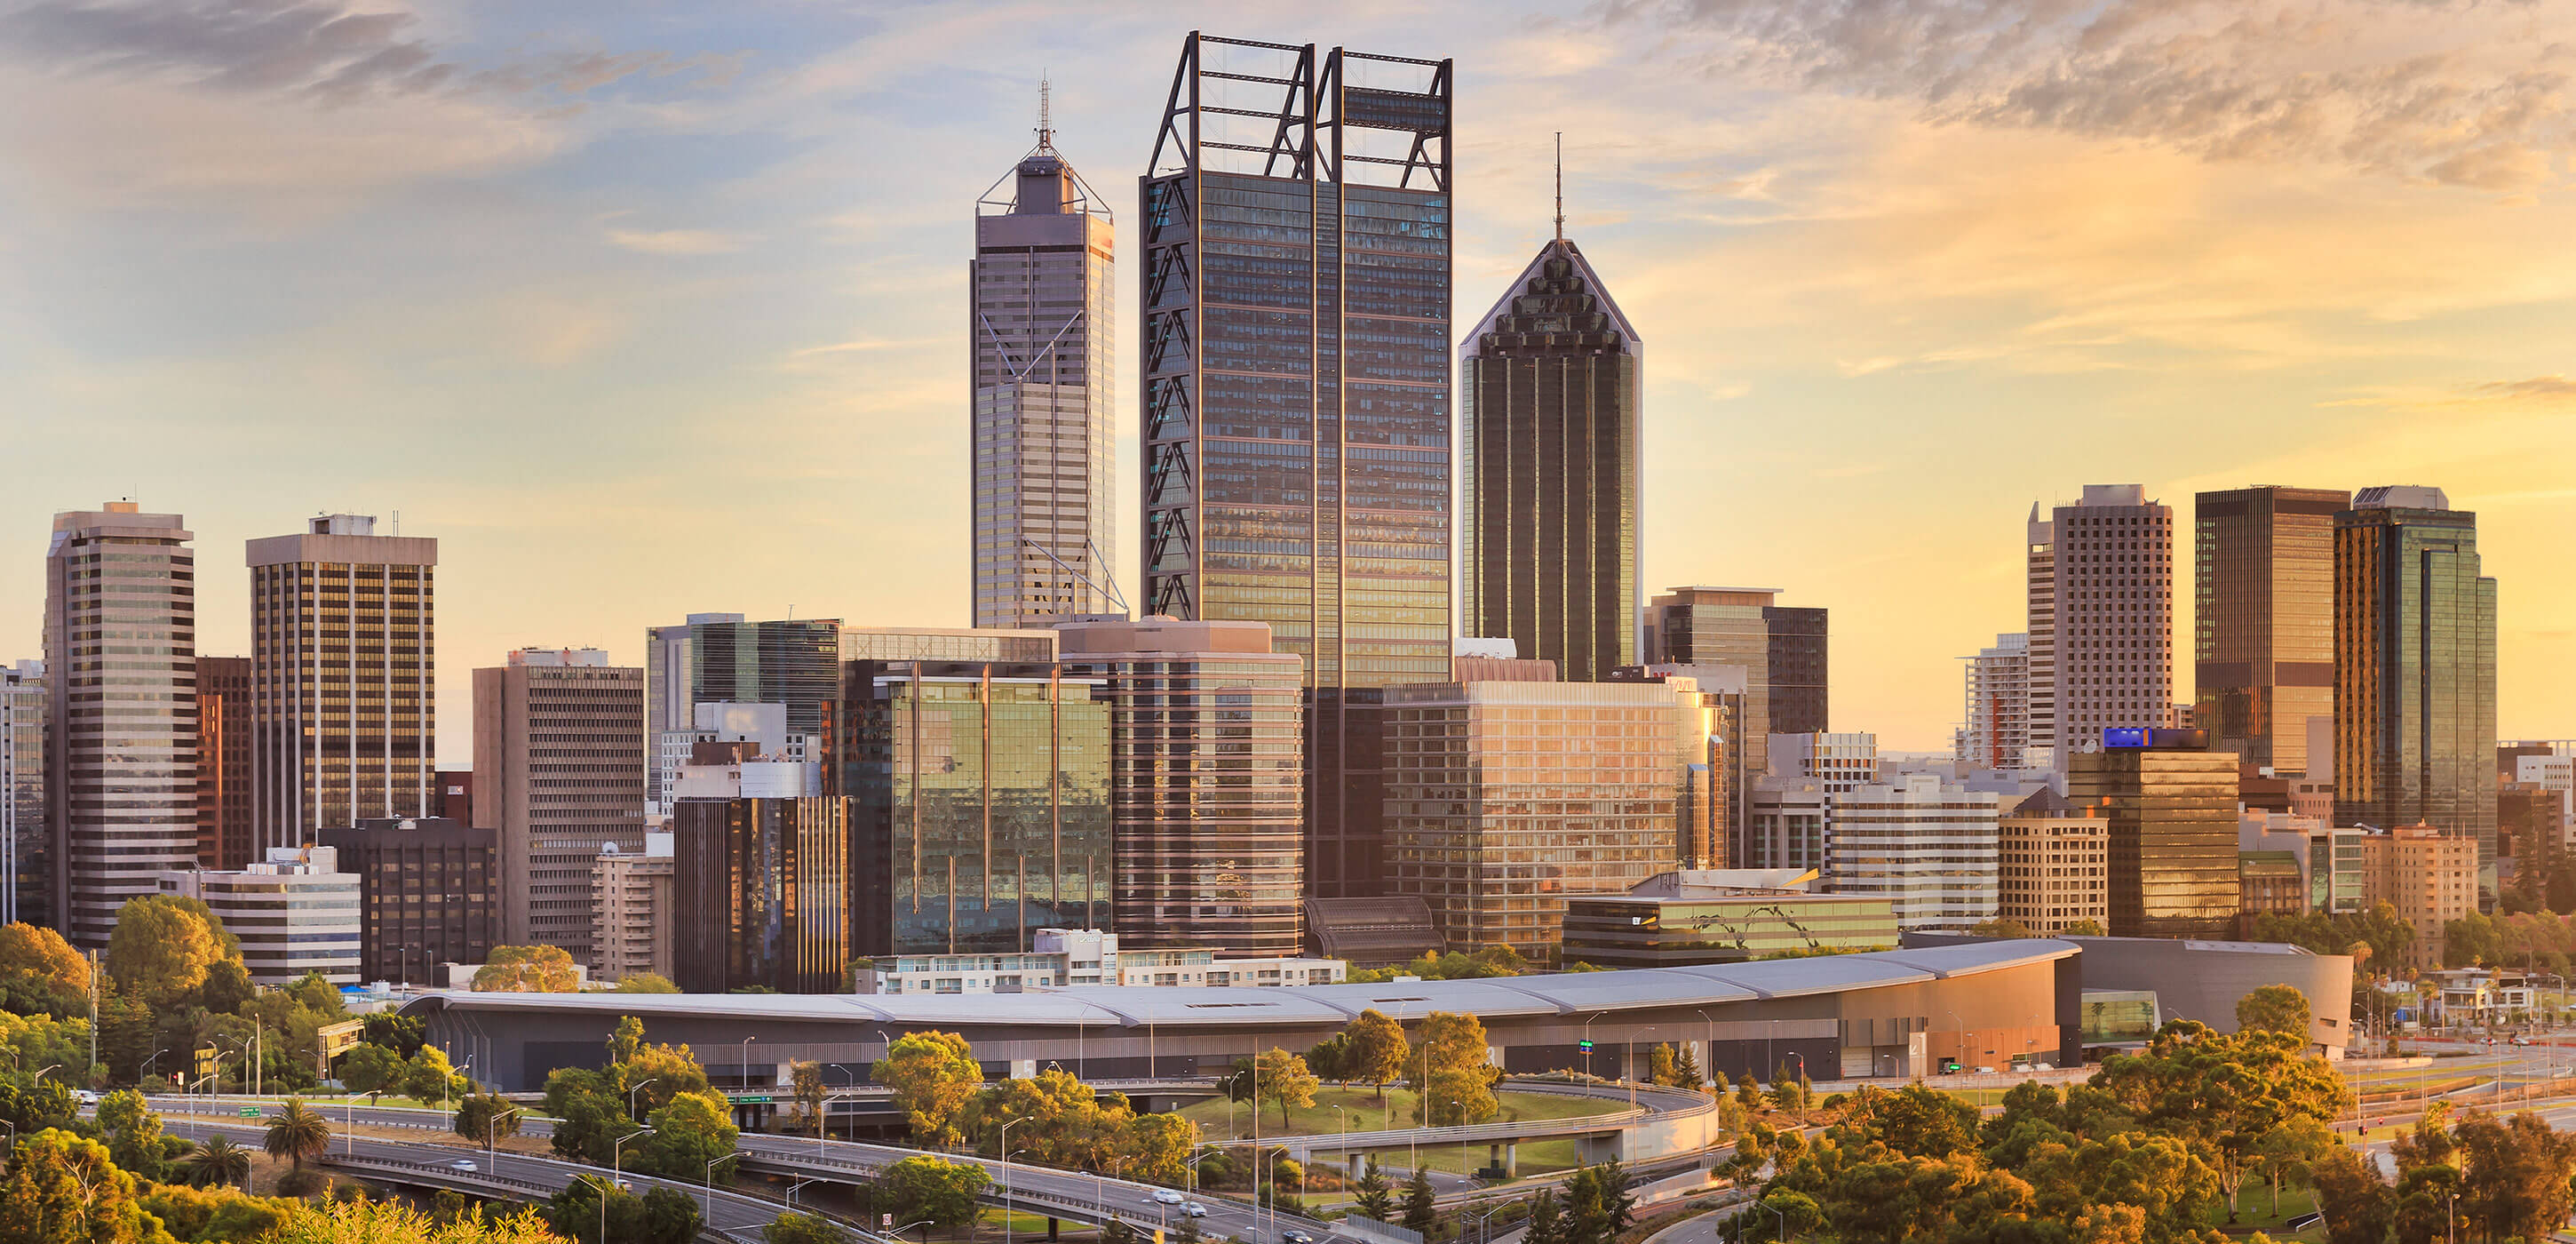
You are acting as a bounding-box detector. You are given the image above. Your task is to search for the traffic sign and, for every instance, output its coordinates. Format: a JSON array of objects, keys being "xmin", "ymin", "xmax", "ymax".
[
  {"xmin": 238, "ymin": 1106, "xmax": 262, "ymax": 1118},
  {"xmin": 1578, "ymin": 1039, "xmax": 1594, "ymax": 1051}
]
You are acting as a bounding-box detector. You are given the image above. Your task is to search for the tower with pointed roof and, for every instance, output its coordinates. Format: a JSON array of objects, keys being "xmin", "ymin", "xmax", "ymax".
[{"xmin": 1460, "ymin": 169, "xmax": 1643, "ymax": 682}]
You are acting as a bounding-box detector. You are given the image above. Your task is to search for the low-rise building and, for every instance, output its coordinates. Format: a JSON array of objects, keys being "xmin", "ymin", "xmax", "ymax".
[
  {"xmin": 851, "ymin": 928, "xmax": 1345, "ymax": 995},
  {"xmin": 2359, "ymin": 825, "xmax": 2477, "ymax": 966},
  {"xmin": 160, "ymin": 845, "xmax": 362, "ymax": 985},
  {"xmin": 317, "ymin": 817, "xmax": 499, "ymax": 986},
  {"xmin": 1995, "ymin": 789, "xmax": 2110, "ymax": 934},
  {"xmin": 2238, "ymin": 851, "xmax": 2306, "ymax": 923},
  {"xmin": 1559, "ymin": 870, "xmax": 1898, "ymax": 969},
  {"xmin": 1826, "ymin": 774, "xmax": 2000, "ymax": 932}
]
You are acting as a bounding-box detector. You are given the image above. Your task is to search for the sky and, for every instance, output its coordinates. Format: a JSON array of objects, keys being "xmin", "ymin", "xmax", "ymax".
[{"xmin": 1, "ymin": 0, "xmax": 2571, "ymax": 762}]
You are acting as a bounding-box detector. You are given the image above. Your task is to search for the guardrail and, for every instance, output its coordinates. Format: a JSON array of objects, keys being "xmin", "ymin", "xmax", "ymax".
[{"xmin": 732, "ymin": 1138, "xmax": 1336, "ymax": 1237}]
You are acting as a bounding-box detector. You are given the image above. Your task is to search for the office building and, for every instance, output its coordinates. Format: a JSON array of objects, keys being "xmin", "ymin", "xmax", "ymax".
[
  {"xmin": 2194, "ymin": 486, "xmax": 2349, "ymax": 775},
  {"xmin": 160, "ymin": 845, "xmax": 360, "ymax": 985},
  {"xmin": 45, "ymin": 502, "xmax": 199, "ymax": 949},
  {"xmin": 1745, "ymin": 779, "xmax": 1831, "ymax": 873},
  {"xmin": 1141, "ymin": 34, "xmax": 1454, "ymax": 899},
  {"xmin": 671, "ymin": 787, "xmax": 851, "ymax": 994},
  {"xmin": 316, "ymin": 816, "xmax": 499, "ymax": 986},
  {"xmin": 246, "ymin": 514, "xmax": 437, "ymax": 849},
  {"xmin": 844, "ymin": 660, "xmax": 1111, "ymax": 955},
  {"xmin": 2041, "ymin": 485, "xmax": 2174, "ymax": 766},
  {"xmin": 2334, "ymin": 487, "xmax": 2499, "ymax": 887},
  {"xmin": 1559, "ymin": 871, "xmax": 1898, "ymax": 969},
  {"xmin": 1383, "ymin": 667, "xmax": 1690, "ymax": 960},
  {"xmin": 592, "ymin": 833, "xmax": 674, "ymax": 984},
  {"xmin": 1960, "ymin": 633, "xmax": 2036, "ymax": 771},
  {"xmin": 1826, "ymin": 774, "xmax": 2000, "ymax": 932},
  {"xmin": 1646, "ymin": 587, "xmax": 1779, "ymax": 789},
  {"xmin": 1995, "ymin": 788, "xmax": 2110, "ymax": 934},
  {"xmin": 2067, "ymin": 729, "xmax": 2240, "ymax": 938},
  {"xmin": 1765, "ymin": 607, "xmax": 1830, "ymax": 735},
  {"xmin": 435, "ymin": 770, "xmax": 473, "ymax": 827},
  {"xmin": 194, "ymin": 655, "xmax": 252, "ymax": 872},
  {"xmin": 1, "ymin": 662, "xmax": 44, "ymax": 928},
  {"xmin": 2238, "ymin": 853, "xmax": 2305, "ymax": 921},
  {"xmin": 853, "ymin": 928, "xmax": 1345, "ymax": 995},
  {"xmin": 2358, "ymin": 825, "xmax": 2477, "ymax": 965},
  {"xmin": 644, "ymin": 616, "xmax": 842, "ymax": 742},
  {"xmin": 1054, "ymin": 617, "xmax": 1305, "ymax": 957},
  {"xmin": 1770, "ymin": 731, "xmax": 1879, "ymax": 793},
  {"xmin": 2025, "ymin": 505, "xmax": 2058, "ymax": 765},
  {"xmin": 973, "ymin": 115, "xmax": 1117, "ymax": 628},
  {"xmin": 1459, "ymin": 228, "xmax": 1642, "ymax": 683},
  {"xmin": 473, "ymin": 648, "xmax": 647, "ymax": 962},
  {"xmin": 652, "ymin": 702, "xmax": 803, "ymax": 818}
]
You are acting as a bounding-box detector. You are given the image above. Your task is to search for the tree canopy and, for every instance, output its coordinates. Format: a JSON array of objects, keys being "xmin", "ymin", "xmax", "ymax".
[
  {"xmin": 104, "ymin": 895, "xmax": 238, "ymax": 1009},
  {"xmin": 873, "ymin": 1032, "xmax": 983, "ymax": 1147},
  {"xmin": 472, "ymin": 945, "xmax": 581, "ymax": 993}
]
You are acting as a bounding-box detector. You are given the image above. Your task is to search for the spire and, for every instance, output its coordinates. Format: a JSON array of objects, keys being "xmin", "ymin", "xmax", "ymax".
[
  {"xmin": 1037, "ymin": 74, "xmax": 1055, "ymax": 152},
  {"xmin": 1554, "ymin": 132, "xmax": 1564, "ymax": 241}
]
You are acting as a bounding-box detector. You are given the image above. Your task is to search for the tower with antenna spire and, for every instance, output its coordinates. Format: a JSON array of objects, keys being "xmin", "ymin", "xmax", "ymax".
[{"xmin": 968, "ymin": 82, "xmax": 1119, "ymax": 627}]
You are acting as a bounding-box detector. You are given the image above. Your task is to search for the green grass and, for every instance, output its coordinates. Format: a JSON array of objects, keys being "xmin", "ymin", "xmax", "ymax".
[
  {"xmin": 2206, "ymin": 1184, "xmax": 2321, "ymax": 1238},
  {"xmin": 1175, "ymin": 1084, "xmax": 1618, "ymax": 1142}
]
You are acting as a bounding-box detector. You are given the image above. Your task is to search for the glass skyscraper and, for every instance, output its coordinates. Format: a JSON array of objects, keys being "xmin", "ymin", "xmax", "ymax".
[
  {"xmin": 2194, "ymin": 485, "xmax": 2348, "ymax": 774},
  {"xmin": 2067, "ymin": 733, "xmax": 2241, "ymax": 938},
  {"xmin": 1461, "ymin": 236, "xmax": 1641, "ymax": 683},
  {"xmin": 1141, "ymin": 33, "xmax": 1454, "ymax": 897},
  {"xmin": 2334, "ymin": 486, "xmax": 2499, "ymax": 884}
]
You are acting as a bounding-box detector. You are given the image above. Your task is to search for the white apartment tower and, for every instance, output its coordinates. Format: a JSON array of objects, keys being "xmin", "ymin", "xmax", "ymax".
[
  {"xmin": 44, "ymin": 503, "xmax": 199, "ymax": 948},
  {"xmin": 247, "ymin": 514, "xmax": 437, "ymax": 849},
  {"xmin": 1828, "ymin": 773, "xmax": 2001, "ymax": 932},
  {"xmin": 2041, "ymin": 485, "xmax": 2175, "ymax": 767},
  {"xmin": 1961, "ymin": 633, "xmax": 2036, "ymax": 771},
  {"xmin": 2025, "ymin": 506, "xmax": 2057, "ymax": 767},
  {"xmin": 970, "ymin": 108, "xmax": 1116, "ymax": 627}
]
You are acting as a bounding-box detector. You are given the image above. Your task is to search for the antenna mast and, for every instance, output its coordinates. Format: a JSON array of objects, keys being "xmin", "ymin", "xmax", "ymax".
[
  {"xmin": 1038, "ymin": 74, "xmax": 1054, "ymax": 151},
  {"xmin": 1554, "ymin": 132, "xmax": 1564, "ymax": 240}
]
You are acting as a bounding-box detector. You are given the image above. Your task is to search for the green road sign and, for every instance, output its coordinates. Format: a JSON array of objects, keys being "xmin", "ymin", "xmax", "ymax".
[
  {"xmin": 239, "ymin": 1107, "xmax": 262, "ymax": 1117},
  {"xmin": 738, "ymin": 1096, "xmax": 773, "ymax": 1104}
]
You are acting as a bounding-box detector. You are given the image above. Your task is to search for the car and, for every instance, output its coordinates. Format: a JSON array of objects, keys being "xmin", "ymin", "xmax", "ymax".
[
  {"xmin": 1182, "ymin": 1204, "xmax": 1209, "ymax": 1218},
  {"xmin": 73, "ymin": 1090, "xmax": 100, "ymax": 1107},
  {"xmin": 1973, "ymin": 1067, "xmax": 1995, "ymax": 1074},
  {"xmin": 1281, "ymin": 1231, "xmax": 1316, "ymax": 1244},
  {"xmin": 1151, "ymin": 1189, "xmax": 1186, "ymax": 1206},
  {"xmin": 2512, "ymin": 1036, "xmax": 2533, "ymax": 1046},
  {"xmin": 449, "ymin": 1160, "xmax": 479, "ymax": 1173}
]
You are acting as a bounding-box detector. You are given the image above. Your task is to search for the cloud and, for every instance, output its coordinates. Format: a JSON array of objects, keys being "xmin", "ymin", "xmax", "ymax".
[
  {"xmin": 1619, "ymin": 0, "xmax": 2576, "ymax": 190},
  {"xmin": 2475, "ymin": 374, "xmax": 2576, "ymax": 401},
  {"xmin": 605, "ymin": 227, "xmax": 748, "ymax": 256}
]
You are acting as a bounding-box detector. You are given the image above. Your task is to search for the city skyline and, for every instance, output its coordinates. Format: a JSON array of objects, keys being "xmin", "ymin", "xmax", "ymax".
[{"xmin": 4, "ymin": 2, "xmax": 2572, "ymax": 758}]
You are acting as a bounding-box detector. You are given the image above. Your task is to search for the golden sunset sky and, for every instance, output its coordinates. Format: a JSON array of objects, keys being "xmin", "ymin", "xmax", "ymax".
[{"xmin": 1, "ymin": 0, "xmax": 2569, "ymax": 756}]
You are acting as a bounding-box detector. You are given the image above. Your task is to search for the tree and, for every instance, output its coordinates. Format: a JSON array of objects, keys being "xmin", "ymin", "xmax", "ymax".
[
  {"xmin": 544, "ymin": 1179, "xmax": 702, "ymax": 1244},
  {"xmin": 266, "ymin": 1198, "xmax": 567, "ymax": 1243},
  {"xmin": 1354, "ymin": 1157, "xmax": 1395, "ymax": 1221},
  {"xmin": 765, "ymin": 1212, "xmax": 853, "ymax": 1244},
  {"xmin": 104, "ymin": 894, "xmax": 236, "ymax": 1009},
  {"xmin": 198, "ymin": 959, "xmax": 255, "ymax": 1017},
  {"xmin": 616, "ymin": 973, "xmax": 680, "ymax": 994},
  {"xmin": 94, "ymin": 1089, "xmax": 167, "ymax": 1183},
  {"xmin": 335, "ymin": 1044, "xmax": 405, "ymax": 1096},
  {"xmin": 265, "ymin": 1099, "xmax": 334, "ymax": 1174},
  {"xmin": 1650, "ymin": 1044, "xmax": 1680, "ymax": 1088},
  {"xmin": 1675, "ymin": 1043, "xmax": 1705, "ymax": 1089},
  {"xmin": 283, "ymin": 972, "xmax": 344, "ymax": 1017},
  {"xmin": 358, "ymin": 1014, "xmax": 425, "ymax": 1060},
  {"xmin": 617, "ymin": 1041, "xmax": 712, "ymax": 1117},
  {"xmin": 790, "ymin": 1060, "xmax": 828, "ymax": 1136},
  {"xmin": 139, "ymin": 1183, "xmax": 295, "ymax": 1242},
  {"xmin": 2453, "ymin": 1108, "xmax": 2576, "ymax": 1244},
  {"xmin": 1850, "ymin": 1082, "xmax": 1980, "ymax": 1159},
  {"xmin": 1968, "ymin": 918, "xmax": 2035, "ymax": 938},
  {"xmin": 472, "ymin": 945, "xmax": 580, "ymax": 993},
  {"xmin": 1402, "ymin": 1167, "xmax": 1438, "ymax": 1235},
  {"xmin": 455, "ymin": 1092, "xmax": 522, "ymax": 1145},
  {"xmin": 0, "ymin": 1129, "xmax": 166, "ymax": 1241},
  {"xmin": 2092, "ymin": 1019, "xmax": 2350, "ymax": 1222},
  {"xmin": 397, "ymin": 1044, "xmax": 470, "ymax": 1106},
  {"xmin": 0, "ymin": 922, "xmax": 90, "ymax": 1017},
  {"xmin": 880, "ymin": 1154, "xmax": 990, "ymax": 1236},
  {"xmin": 1344, "ymin": 1010, "xmax": 1410, "ymax": 1105},
  {"xmin": 873, "ymin": 1032, "xmax": 983, "ymax": 1147},
  {"xmin": 2064, "ymin": 919, "xmax": 2108, "ymax": 936},
  {"xmin": 1411, "ymin": 1011, "xmax": 1499, "ymax": 1125},
  {"xmin": 1523, "ymin": 1188, "xmax": 1562, "ymax": 1244},
  {"xmin": 1256, "ymin": 1048, "xmax": 1318, "ymax": 1129},
  {"xmin": 2235, "ymin": 985, "xmax": 2311, "ymax": 1038},
  {"xmin": 183, "ymin": 1132, "xmax": 254, "ymax": 1190},
  {"xmin": 633, "ymin": 1090, "xmax": 740, "ymax": 1182},
  {"xmin": 549, "ymin": 1079, "xmax": 632, "ymax": 1167},
  {"xmin": 2250, "ymin": 1113, "xmax": 2339, "ymax": 1217}
]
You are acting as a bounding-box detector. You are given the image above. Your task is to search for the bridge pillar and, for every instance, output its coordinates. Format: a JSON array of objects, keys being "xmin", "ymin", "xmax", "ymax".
[
  {"xmin": 1048, "ymin": 1219, "xmax": 1060, "ymax": 1240},
  {"xmin": 1501, "ymin": 1143, "xmax": 1518, "ymax": 1178},
  {"xmin": 1348, "ymin": 1152, "xmax": 1362, "ymax": 1181}
]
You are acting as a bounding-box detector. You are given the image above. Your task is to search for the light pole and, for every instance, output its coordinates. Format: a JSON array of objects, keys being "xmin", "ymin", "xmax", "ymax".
[
  {"xmin": 608, "ymin": 1128, "xmax": 651, "ymax": 1243},
  {"xmin": 787, "ymin": 1177, "xmax": 822, "ymax": 1209},
  {"xmin": 1944, "ymin": 1010, "xmax": 1963, "ymax": 1074},
  {"xmin": 139, "ymin": 1048, "xmax": 168, "ymax": 1092},
  {"xmin": 1333, "ymin": 1104, "xmax": 1346, "ymax": 1167},
  {"xmin": 488, "ymin": 1105, "xmax": 523, "ymax": 1162},
  {"xmin": 1453, "ymin": 1100, "xmax": 1467, "ymax": 1177},
  {"xmin": 628, "ymin": 1078, "xmax": 659, "ymax": 1121},
  {"xmin": 998, "ymin": 1117, "xmax": 1025, "ymax": 1244},
  {"xmin": 1580, "ymin": 1012, "xmax": 1607, "ymax": 1081},
  {"xmin": 1695, "ymin": 1008, "xmax": 1716, "ymax": 1088},
  {"xmin": 1633, "ymin": 1026, "xmax": 1656, "ymax": 1105},
  {"xmin": 704, "ymin": 1152, "xmax": 736, "ymax": 1218},
  {"xmin": 739, "ymin": 1036, "xmax": 759, "ymax": 1091}
]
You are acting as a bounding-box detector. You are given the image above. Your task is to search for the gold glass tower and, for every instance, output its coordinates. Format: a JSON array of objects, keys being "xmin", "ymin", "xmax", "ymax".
[{"xmin": 2194, "ymin": 485, "xmax": 2347, "ymax": 774}]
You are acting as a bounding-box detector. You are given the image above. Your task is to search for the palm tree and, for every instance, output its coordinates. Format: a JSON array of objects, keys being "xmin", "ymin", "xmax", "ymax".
[
  {"xmin": 184, "ymin": 1133, "xmax": 253, "ymax": 1188},
  {"xmin": 264, "ymin": 1100, "xmax": 332, "ymax": 1172}
]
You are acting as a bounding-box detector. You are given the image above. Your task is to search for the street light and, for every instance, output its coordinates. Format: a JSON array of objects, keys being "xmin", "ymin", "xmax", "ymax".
[
  {"xmin": 628, "ymin": 1078, "xmax": 660, "ymax": 1120},
  {"xmin": 740, "ymin": 1036, "xmax": 759, "ymax": 1092},
  {"xmin": 704, "ymin": 1152, "xmax": 736, "ymax": 1218},
  {"xmin": 140, "ymin": 1049, "xmax": 169, "ymax": 1090},
  {"xmin": 998, "ymin": 1118, "xmax": 1025, "ymax": 1244},
  {"xmin": 1694, "ymin": 1008, "xmax": 1717, "ymax": 1088},
  {"xmin": 607, "ymin": 1129, "xmax": 651, "ymax": 1244},
  {"xmin": 787, "ymin": 1177, "xmax": 822, "ymax": 1209},
  {"xmin": 1453, "ymin": 1100, "xmax": 1467, "ymax": 1177}
]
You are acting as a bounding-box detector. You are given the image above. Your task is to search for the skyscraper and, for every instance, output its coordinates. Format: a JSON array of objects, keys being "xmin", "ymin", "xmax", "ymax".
[
  {"xmin": 247, "ymin": 514, "xmax": 436, "ymax": 848},
  {"xmin": 1764, "ymin": 606, "xmax": 1830, "ymax": 734},
  {"xmin": 2068, "ymin": 729, "xmax": 2240, "ymax": 938},
  {"xmin": 194, "ymin": 655, "xmax": 252, "ymax": 871},
  {"xmin": 2043, "ymin": 485, "xmax": 2174, "ymax": 767},
  {"xmin": 473, "ymin": 648, "xmax": 647, "ymax": 962},
  {"xmin": 2194, "ymin": 486, "xmax": 2349, "ymax": 774},
  {"xmin": 1647, "ymin": 586, "xmax": 1780, "ymax": 847},
  {"xmin": 45, "ymin": 502, "xmax": 198, "ymax": 948},
  {"xmin": 2334, "ymin": 487, "xmax": 2499, "ymax": 881},
  {"xmin": 1460, "ymin": 228, "xmax": 1642, "ymax": 683},
  {"xmin": 1, "ymin": 661, "xmax": 45, "ymax": 928},
  {"xmin": 1960, "ymin": 633, "xmax": 2033, "ymax": 771},
  {"xmin": 2025, "ymin": 506, "xmax": 2057, "ymax": 764},
  {"xmin": 1142, "ymin": 33, "xmax": 1453, "ymax": 897},
  {"xmin": 972, "ymin": 106, "xmax": 1117, "ymax": 628}
]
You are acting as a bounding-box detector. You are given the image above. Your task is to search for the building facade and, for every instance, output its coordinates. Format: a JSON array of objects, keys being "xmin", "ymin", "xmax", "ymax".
[
  {"xmin": 473, "ymin": 648, "xmax": 647, "ymax": 961},
  {"xmin": 160, "ymin": 844, "xmax": 362, "ymax": 985},
  {"xmin": 2238, "ymin": 852, "xmax": 2306, "ymax": 923},
  {"xmin": 1769, "ymin": 731, "xmax": 1879, "ymax": 793},
  {"xmin": 853, "ymin": 928, "xmax": 1345, "ymax": 995},
  {"xmin": 1, "ymin": 662, "xmax": 44, "ymax": 928},
  {"xmin": 592, "ymin": 834, "xmax": 674, "ymax": 983},
  {"xmin": 1825, "ymin": 774, "xmax": 2000, "ymax": 932},
  {"xmin": 671, "ymin": 795, "xmax": 853, "ymax": 993},
  {"xmin": 2046, "ymin": 485, "xmax": 2175, "ymax": 767},
  {"xmin": 2334, "ymin": 487, "xmax": 2499, "ymax": 887},
  {"xmin": 2026, "ymin": 506, "xmax": 2057, "ymax": 766},
  {"xmin": 316, "ymin": 816, "xmax": 499, "ymax": 985},
  {"xmin": 1054, "ymin": 617, "xmax": 1305, "ymax": 958},
  {"xmin": 1382, "ymin": 674, "xmax": 1686, "ymax": 959},
  {"xmin": 1745, "ymin": 779, "xmax": 1831, "ymax": 873},
  {"xmin": 1560, "ymin": 878, "xmax": 1897, "ymax": 970},
  {"xmin": 646, "ymin": 617, "xmax": 844, "ymax": 744},
  {"xmin": 1646, "ymin": 586, "xmax": 1778, "ymax": 793},
  {"xmin": 246, "ymin": 514, "xmax": 437, "ymax": 849},
  {"xmin": 1960, "ymin": 633, "xmax": 2034, "ymax": 771},
  {"xmin": 972, "ymin": 124, "xmax": 1117, "ymax": 628},
  {"xmin": 45, "ymin": 502, "xmax": 199, "ymax": 949},
  {"xmin": 194, "ymin": 655, "xmax": 252, "ymax": 872},
  {"xmin": 2358, "ymin": 825, "xmax": 2477, "ymax": 965},
  {"xmin": 1141, "ymin": 34, "xmax": 1455, "ymax": 901},
  {"xmin": 1995, "ymin": 788, "xmax": 2110, "ymax": 934},
  {"xmin": 1765, "ymin": 606, "xmax": 1829, "ymax": 736},
  {"xmin": 2067, "ymin": 730, "xmax": 2240, "ymax": 938},
  {"xmin": 2194, "ymin": 486, "xmax": 2348, "ymax": 775},
  {"xmin": 845, "ymin": 661, "xmax": 1112, "ymax": 956},
  {"xmin": 1459, "ymin": 235, "xmax": 1642, "ymax": 683}
]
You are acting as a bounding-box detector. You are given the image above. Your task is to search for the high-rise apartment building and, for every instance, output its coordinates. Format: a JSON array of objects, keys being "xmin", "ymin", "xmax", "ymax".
[
  {"xmin": 317, "ymin": 817, "xmax": 498, "ymax": 985},
  {"xmin": 45, "ymin": 502, "xmax": 198, "ymax": 948},
  {"xmin": 1141, "ymin": 34, "xmax": 1454, "ymax": 898},
  {"xmin": 2043, "ymin": 485, "xmax": 2174, "ymax": 767},
  {"xmin": 1994, "ymin": 788, "xmax": 2109, "ymax": 934},
  {"xmin": 1055, "ymin": 618, "xmax": 1305, "ymax": 958},
  {"xmin": 2194, "ymin": 486, "xmax": 2348, "ymax": 774},
  {"xmin": 973, "ymin": 117, "xmax": 1117, "ymax": 628},
  {"xmin": 593, "ymin": 833, "xmax": 674, "ymax": 984},
  {"xmin": 2067, "ymin": 729, "xmax": 2240, "ymax": 938},
  {"xmin": 2358, "ymin": 825, "xmax": 2477, "ymax": 965},
  {"xmin": 1827, "ymin": 774, "xmax": 2000, "ymax": 932},
  {"xmin": 1765, "ymin": 607, "xmax": 1829, "ymax": 735},
  {"xmin": 2025, "ymin": 506, "xmax": 2057, "ymax": 765},
  {"xmin": 1960, "ymin": 633, "xmax": 2034, "ymax": 771},
  {"xmin": 843, "ymin": 660, "xmax": 1110, "ymax": 955},
  {"xmin": 1460, "ymin": 233, "xmax": 1642, "ymax": 683},
  {"xmin": 473, "ymin": 648, "xmax": 647, "ymax": 962},
  {"xmin": 195, "ymin": 655, "xmax": 252, "ymax": 871},
  {"xmin": 1, "ymin": 661, "xmax": 44, "ymax": 928},
  {"xmin": 246, "ymin": 514, "xmax": 436, "ymax": 849},
  {"xmin": 2334, "ymin": 487, "xmax": 2499, "ymax": 884},
  {"xmin": 160, "ymin": 844, "xmax": 361, "ymax": 985}
]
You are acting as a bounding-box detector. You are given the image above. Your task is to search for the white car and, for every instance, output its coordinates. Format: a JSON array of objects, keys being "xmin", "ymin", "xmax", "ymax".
[
  {"xmin": 449, "ymin": 1160, "xmax": 479, "ymax": 1173},
  {"xmin": 1182, "ymin": 1204, "xmax": 1209, "ymax": 1218},
  {"xmin": 1150, "ymin": 1189, "xmax": 1186, "ymax": 1205},
  {"xmin": 74, "ymin": 1090, "xmax": 100, "ymax": 1107}
]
